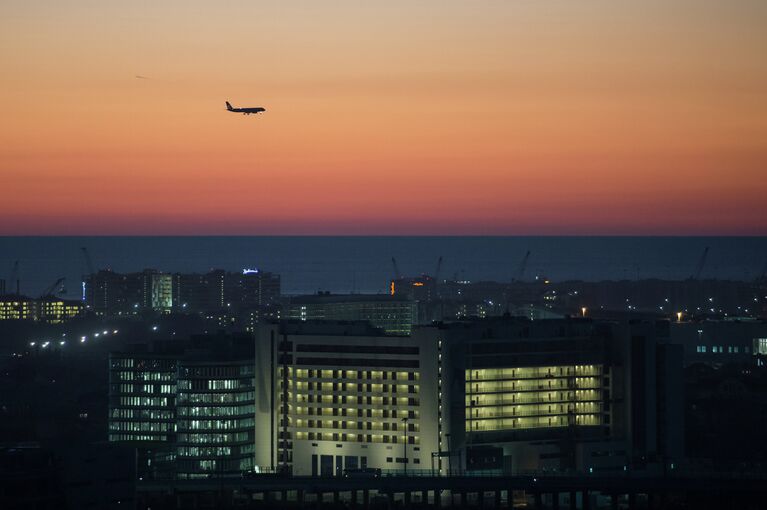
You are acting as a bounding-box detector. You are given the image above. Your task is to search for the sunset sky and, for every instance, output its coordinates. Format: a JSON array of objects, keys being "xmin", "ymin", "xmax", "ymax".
[{"xmin": 1, "ymin": 0, "xmax": 766, "ymax": 235}]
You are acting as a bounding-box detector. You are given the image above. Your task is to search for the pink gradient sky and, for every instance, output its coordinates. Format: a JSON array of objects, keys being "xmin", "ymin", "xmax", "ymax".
[{"xmin": 1, "ymin": 1, "xmax": 766, "ymax": 235}]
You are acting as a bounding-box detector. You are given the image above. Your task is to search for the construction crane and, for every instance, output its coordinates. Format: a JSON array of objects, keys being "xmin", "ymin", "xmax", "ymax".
[
  {"xmin": 514, "ymin": 250, "xmax": 531, "ymax": 282},
  {"xmin": 690, "ymin": 246, "xmax": 709, "ymax": 280},
  {"xmin": 81, "ymin": 247, "xmax": 95, "ymax": 276},
  {"xmin": 434, "ymin": 256, "xmax": 443, "ymax": 283},
  {"xmin": 41, "ymin": 277, "xmax": 66, "ymax": 297},
  {"xmin": 9, "ymin": 260, "xmax": 19, "ymax": 294},
  {"xmin": 391, "ymin": 257, "xmax": 401, "ymax": 280},
  {"xmin": 757, "ymin": 259, "xmax": 767, "ymax": 284}
]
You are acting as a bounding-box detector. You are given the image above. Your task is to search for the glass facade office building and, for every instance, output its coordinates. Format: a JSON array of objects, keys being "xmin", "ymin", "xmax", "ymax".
[
  {"xmin": 176, "ymin": 361, "xmax": 255, "ymax": 478},
  {"xmin": 108, "ymin": 335, "xmax": 256, "ymax": 479},
  {"xmin": 108, "ymin": 355, "xmax": 177, "ymax": 443}
]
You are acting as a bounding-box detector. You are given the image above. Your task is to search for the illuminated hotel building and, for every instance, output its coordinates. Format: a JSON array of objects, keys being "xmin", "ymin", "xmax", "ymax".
[
  {"xmin": 254, "ymin": 321, "xmax": 440, "ymax": 476},
  {"xmin": 286, "ymin": 293, "xmax": 416, "ymax": 336}
]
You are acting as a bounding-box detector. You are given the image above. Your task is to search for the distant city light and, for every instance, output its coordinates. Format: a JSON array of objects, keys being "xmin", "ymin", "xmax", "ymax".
[
  {"xmin": 243, "ymin": 268, "xmax": 259, "ymax": 274},
  {"xmin": 152, "ymin": 326, "xmax": 158, "ymax": 331},
  {"xmin": 81, "ymin": 336, "xmax": 87, "ymax": 343}
]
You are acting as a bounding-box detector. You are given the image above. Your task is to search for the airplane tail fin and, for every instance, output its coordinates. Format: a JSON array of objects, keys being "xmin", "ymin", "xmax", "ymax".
[{"xmin": 225, "ymin": 101, "xmax": 233, "ymax": 111}]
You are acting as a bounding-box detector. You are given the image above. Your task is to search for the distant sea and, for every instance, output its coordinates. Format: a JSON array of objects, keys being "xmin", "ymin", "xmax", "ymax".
[{"xmin": 0, "ymin": 237, "xmax": 765, "ymax": 298}]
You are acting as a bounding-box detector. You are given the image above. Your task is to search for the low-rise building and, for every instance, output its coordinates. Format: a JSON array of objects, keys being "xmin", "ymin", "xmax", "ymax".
[
  {"xmin": 286, "ymin": 293, "xmax": 416, "ymax": 336},
  {"xmin": 0, "ymin": 294, "xmax": 85, "ymax": 323},
  {"xmin": 669, "ymin": 319, "xmax": 767, "ymax": 366},
  {"xmin": 38, "ymin": 296, "xmax": 86, "ymax": 323},
  {"xmin": 0, "ymin": 294, "xmax": 40, "ymax": 321}
]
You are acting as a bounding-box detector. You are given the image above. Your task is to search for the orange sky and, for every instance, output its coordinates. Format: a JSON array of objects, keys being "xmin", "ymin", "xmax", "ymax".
[{"xmin": 1, "ymin": 0, "xmax": 766, "ymax": 235}]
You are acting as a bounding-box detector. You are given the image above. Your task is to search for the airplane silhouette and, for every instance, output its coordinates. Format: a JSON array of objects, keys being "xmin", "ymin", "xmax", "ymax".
[{"xmin": 226, "ymin": 101, "xmax": 266, "ymax": 115}]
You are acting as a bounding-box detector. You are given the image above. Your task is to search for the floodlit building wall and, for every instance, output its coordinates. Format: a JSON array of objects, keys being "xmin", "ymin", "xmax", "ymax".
[{"xmin": 254, "ymin": 323, "xmax": 440, "ymax": 475}]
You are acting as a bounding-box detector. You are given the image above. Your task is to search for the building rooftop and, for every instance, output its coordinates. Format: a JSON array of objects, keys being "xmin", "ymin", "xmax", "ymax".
[{"xmin": 289, "ymin": 292, "xmax": 412, "ymax": 304}]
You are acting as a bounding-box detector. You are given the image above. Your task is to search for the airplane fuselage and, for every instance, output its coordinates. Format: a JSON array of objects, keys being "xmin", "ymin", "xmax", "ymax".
[
  {"xmin": 230, "ymin": 107, "xmax": 265, "ymax": 115},
  {"xmin": 226, "ymin": 102, "xmax": 265, "ymax": 115}
]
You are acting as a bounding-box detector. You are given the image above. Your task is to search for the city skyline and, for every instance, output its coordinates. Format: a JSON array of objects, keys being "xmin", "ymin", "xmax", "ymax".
[{"xmin": 2, "ymin": 0, "xmax": 767, "ymax": 235}]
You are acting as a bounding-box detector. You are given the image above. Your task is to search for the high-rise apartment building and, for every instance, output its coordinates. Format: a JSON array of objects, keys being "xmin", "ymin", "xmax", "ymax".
[{"xmin": 86, "ymin": 269, "xmax": 280, "ymax": 317}]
